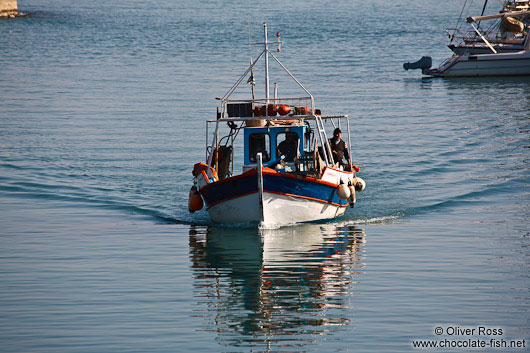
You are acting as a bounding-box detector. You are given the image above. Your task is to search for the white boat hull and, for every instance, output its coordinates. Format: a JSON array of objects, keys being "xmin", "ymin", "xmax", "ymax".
[
  {"xmin": 208, "ymin": 191, "xmax": 347, "ymax": 225},
  {"xmin": 427, "ymin": 50, "xmax": 530, "ymax": 77},
  {"xmin": 262, "ymin": 192, "xmax": 346, "ymax": 224},
  {"xmin": 207, "ymin": 192, "xmax": 261, "ymax": 223},
  {"xmin": 448, "ymin": 43, "xmax": 525, "ymax": 56}
]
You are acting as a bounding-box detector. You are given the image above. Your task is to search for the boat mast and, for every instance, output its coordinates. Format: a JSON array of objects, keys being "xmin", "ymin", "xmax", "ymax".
[
  {"xmin": 264, "ymin": 22, "xmax": 270, "ymax": 106},
  {"xmin": 477, "ymin": 0, "xmax": 489, "ymax": 30}
]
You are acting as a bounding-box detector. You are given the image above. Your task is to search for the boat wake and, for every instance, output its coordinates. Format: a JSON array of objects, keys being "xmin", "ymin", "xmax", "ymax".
[
  {"xmin": 0, "ymin": 180, "xmax": 198, "ymax": 226},
  {"xmin": 1, "ymin": 160, "xmax": 525, "ymax": 229},
  {"xmin": 345, "ymin": 215, "xmax": 401, "ymax": 225}
]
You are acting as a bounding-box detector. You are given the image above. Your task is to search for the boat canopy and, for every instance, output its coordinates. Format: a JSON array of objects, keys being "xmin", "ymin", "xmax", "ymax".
[{"xmin": 467, "ymin": 9, "xmax": 530, "ymax": 23}]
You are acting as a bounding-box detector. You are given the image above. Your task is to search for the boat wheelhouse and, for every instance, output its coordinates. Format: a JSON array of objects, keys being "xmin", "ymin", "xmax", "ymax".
[{"xmin": 189, "ymin": 23, "xmax": 365, "ymax": 226}]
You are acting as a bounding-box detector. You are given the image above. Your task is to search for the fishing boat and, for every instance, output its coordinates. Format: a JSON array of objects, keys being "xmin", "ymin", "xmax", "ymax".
[
  {"xmin": 403, "ymin": 2, "xmax": 530, "ymax": 77},
  {"xmin": 188, "ymin": 23, "xmax": 366, "ymax": 226}
]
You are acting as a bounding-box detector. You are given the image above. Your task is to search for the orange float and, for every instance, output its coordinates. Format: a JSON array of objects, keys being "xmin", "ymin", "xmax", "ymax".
[
  {"xmin": 188, "ymin": 186, "xmax": 203, "ymax": 212},
  {"xmin": 253, "ymin": 105, "xmax": 264, "ymax": 117},
  {"xmin": 277, "ymin": 104, "xmax": 291, "ymax": 116}
]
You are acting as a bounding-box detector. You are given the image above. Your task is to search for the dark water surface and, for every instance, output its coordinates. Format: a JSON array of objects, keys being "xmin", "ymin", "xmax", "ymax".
[{"xmin": 1, "ymin": 0, "xmax": 529, "ymax": 352}]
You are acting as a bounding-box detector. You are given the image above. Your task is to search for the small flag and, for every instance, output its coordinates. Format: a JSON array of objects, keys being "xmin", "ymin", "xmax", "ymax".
[{"xmin": 247, "ymin": 74, "xmax": 255, "ymax": 84}]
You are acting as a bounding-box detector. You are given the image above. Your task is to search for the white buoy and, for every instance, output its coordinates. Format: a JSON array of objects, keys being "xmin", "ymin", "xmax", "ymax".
[
  {"xmin": 355, "ymin": 177, "xmax": 366, "ymax": 191},
  {"xmin": 337, "ymin": 184, "xmax": 351, "ymax": 200}
]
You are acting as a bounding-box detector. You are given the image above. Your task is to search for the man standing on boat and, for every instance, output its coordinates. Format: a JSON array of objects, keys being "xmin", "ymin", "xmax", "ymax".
[{"xmin": 329, "ymin": 128, "xmax": 351, "ymax": 170}]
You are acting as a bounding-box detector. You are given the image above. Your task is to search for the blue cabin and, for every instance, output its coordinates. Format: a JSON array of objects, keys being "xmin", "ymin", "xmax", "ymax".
[{"xmin": 243, "ymin": 125, "xmax": 309, "ymax": 167}]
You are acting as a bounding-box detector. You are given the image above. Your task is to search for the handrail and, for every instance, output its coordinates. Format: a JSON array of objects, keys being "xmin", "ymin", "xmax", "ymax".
[
  {"xmin": 205, "ymin": 115, "xmax": 349, "ymax": 123},
  {"xmin": 224, "ymin": 96, "xmax": 312, "ymax": 103}
]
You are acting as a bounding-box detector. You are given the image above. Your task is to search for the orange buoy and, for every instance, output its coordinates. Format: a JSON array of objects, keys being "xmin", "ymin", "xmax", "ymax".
[
  {"xmin": 188, "ymin": 186, "xmax": 203, "ymax": 213},
  {"xmin": 277, "ymin": 104, "xmax": 291, "ymax": 116},
  {"xmin": 267, "ymin": 104, "xmax": 277, "ymax": 116}
]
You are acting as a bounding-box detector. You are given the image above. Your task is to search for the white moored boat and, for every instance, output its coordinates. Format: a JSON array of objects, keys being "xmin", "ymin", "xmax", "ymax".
[
  {"xmin": 404, "ymin": 5, "xmax": 530, "ymax": 77},
  {"xmin": 188, "ymin": 23, "xmax": 366, "ymax": 226},
  {"xmin": 423, "ymin": 46, "xmax": 530, "ymax": 77}
]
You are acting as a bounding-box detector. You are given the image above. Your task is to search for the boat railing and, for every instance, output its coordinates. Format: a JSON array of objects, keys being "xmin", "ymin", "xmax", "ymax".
[
  {"xmin": 220, "ymin": 96, "xmax": 315, "ymax": 119},
  {"xmin": 446, "ymin": 27, "xmax": 465, "ymax": 42},
  {"xmin": 504, "ymin": 0, "xmax": 530, "ymax": 12},
  {"xmin": 447, "ymin": 27, "xmax": 504, "ymax": 45},
  {"xmin": 206, "ymin": 114, "xmax": 348, "ymax": 123}
]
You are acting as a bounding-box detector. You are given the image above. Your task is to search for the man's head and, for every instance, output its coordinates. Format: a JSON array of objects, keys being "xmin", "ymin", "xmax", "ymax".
[
  {"xmin": 333, "ymin": 128, "xmax": 342, "ymax": 139},
  {"xmin": 286, "ymin": 132, "xmax": 297, "ymax": 141}
]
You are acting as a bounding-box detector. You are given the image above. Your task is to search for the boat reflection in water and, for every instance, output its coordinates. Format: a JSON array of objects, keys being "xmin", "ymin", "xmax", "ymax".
[{"xmin": 188, "ymin": 224, "xmax": 366, "ymax": 351}]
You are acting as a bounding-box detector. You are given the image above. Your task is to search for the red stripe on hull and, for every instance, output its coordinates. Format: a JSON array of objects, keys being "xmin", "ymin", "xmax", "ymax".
[
  {"xmin": 265, "ymin": 190, "xmax": 348, "ymax": 207},
  {"xmin": 206, "ymin": 189, "xmax": 347, "ymax": 210}
]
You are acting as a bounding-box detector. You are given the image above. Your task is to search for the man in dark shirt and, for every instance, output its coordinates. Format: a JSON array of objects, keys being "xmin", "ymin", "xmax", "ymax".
[
  {"xmin": 277, "ymin": 132, "xmax": 299, "ymax": 161},
  {"xmin": 329, "ymin": 128, "xmax": 351, "ymax": 169}
]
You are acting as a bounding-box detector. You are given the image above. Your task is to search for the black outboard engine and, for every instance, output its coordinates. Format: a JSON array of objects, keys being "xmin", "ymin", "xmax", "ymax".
[{"xmin": 403, "ymin": 56, "xmax": 432, "ymax": 70}]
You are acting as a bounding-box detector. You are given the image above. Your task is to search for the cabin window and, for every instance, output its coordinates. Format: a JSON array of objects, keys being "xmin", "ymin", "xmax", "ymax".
[
  {"xmin": 249, "ymin": 133, "xmax": 270, "ymax": 162},
  {"xmin": 276, "ymin": 132, "xmax": 299, "ymax": 162}
]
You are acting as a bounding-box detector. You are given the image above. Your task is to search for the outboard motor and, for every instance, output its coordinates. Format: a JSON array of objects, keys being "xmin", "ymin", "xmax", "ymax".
[{"xmin": 403, "ymin": 56, "xmax": 432, "ymax": 70}]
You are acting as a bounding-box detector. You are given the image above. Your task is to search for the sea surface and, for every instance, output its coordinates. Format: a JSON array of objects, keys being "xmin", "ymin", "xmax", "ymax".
[{"xmin": 1, "ymin": 0, "xmax": 529, "ymax": 352}]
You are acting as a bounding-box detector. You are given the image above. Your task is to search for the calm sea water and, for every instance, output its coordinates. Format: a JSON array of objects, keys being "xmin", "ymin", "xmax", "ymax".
[{"xmin": 1, "ymin": 0, "xmax": 529, "ymax": 352}]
